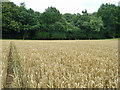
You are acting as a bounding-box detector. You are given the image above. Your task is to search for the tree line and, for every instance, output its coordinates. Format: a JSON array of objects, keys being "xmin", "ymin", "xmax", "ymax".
[{"xmin": 2, "ymin": 2, "xmax": 120, "ymax": 40}]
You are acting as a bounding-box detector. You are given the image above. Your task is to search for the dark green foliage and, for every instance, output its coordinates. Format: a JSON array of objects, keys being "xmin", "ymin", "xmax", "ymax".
[
  {"xmin": 2, "ymin": 2, "xmax": 21, "ymax": 39},
  {"xmin": 97, "ymin": 3, "xmax": 119, "ymax": 38},
  {"xmin": 35, "ymin": 31, "xmax": 49, "ymax": 39},
  {"xmin": 2, "ymin": 1, "xmax": 119, "ymax": 40},
  {"xmin": 51, "ymin": 32, "xmax": 66, "ymax": 40},
  {"xmin": 41, "ymin": 7, "xmax": 61, "ymax": 24}
]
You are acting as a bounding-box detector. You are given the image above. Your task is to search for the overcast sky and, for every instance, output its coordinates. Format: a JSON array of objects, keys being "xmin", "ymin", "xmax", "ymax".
[{"xmin": 10, "ymin": 0, "xmax": 119, "ymax": 14}]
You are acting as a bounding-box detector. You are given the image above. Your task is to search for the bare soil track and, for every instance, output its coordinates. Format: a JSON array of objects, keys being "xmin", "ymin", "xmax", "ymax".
[
  {"xmin": 5, "ymin": 42, "xmax": 24, "ymax": 88},
  {"xmin": 5, "ymin": 42, "xmax": 14, "ymax": 88}
]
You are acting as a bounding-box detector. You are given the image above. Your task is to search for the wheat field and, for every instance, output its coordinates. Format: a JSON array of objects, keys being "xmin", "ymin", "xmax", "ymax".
[
  {"xmin": 0, "ymin": 40, "xmax": 10, "ymax": 89},
  {"xmin": 1, "ymin": 40, "xmax": 118, "ymax": 88}
]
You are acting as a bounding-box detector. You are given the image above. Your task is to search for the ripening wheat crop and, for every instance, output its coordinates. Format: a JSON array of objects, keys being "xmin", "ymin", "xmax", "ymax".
[
  {"xmin": 13, "ymin": 40, "xmax": 118, "ymax": 88},
  {"xmin": 0, "ymin": 40, "xmax": 10, "ymax": 89}
]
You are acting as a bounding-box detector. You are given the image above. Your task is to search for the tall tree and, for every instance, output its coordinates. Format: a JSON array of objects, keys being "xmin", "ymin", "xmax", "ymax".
[
  {"xmin": 40, "ymin": 7, "xmax": 62, "ymax": 38},
  {"xmin": 18, "ymin": 2, "xmax": 40, "ymax": 39},
  {"xmin": 41, "ymin": 7, "xmax": 62, "ymax": 24},
  {"xmin": 97, "ymin": 3, "xmax": 118, "ymax": 38},
  {"xmin": 2, "ymin": 2, "xmax": 20, "ymax": 39},
  {"xmin": 2, "ymin": 1, "xmax": 118, "ymax": 40}
]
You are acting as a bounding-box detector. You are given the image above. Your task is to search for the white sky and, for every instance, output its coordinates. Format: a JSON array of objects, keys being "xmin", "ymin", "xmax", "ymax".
[{"xmin": 10, "ymin": 0, "xmax": 119, "ymax": 14}]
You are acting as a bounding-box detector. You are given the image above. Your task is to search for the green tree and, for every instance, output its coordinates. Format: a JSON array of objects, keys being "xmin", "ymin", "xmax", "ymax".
[
  {"xmin": 2, "ymin": 2, "xmax": 20, "ymax": 39},
  {"xmin": 49, "ymin": 21, "xmax": 66, "ymax": 39},
  {"xmin": 2, "ymin": 1, "xmax": 118, "ymax": 40},
  {"xmin": 18, "ymin": 2, "xmax": 40, "ymax": 39},
  {"xmin": 116, "ymin": 5, "xmax": 120, "ymax": 37},
  {"xmin": 75, "ymin": 10, "xmax": 103, "ymax": 39},
  {"xmin": 89, "ymin": 13, "xmax": 103, "ymax": 39},
  {"xmin": 39, "ymin": 7, "xmax": 62, "ymax": 39},
  {"xmin": 35, "ymin": 31, "xmax": 49, "ymax": 39},
  {"xmin": 97, "ymin": 3, "xmax": 118, "ymax": 38},
  {"xmin": 41, "ymin": 7, "xmax": 61, "ymax": 24}
]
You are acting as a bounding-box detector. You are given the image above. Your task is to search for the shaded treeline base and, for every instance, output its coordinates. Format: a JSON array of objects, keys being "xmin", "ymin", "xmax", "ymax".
[{"xmin": 2, "ymin": 2, "xmax": 120, "ymax": 40}]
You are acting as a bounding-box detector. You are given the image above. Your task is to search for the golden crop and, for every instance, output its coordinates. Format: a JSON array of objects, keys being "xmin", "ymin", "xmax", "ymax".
[
  {"xmin": 1, "ymin": 40, "xmax": 118, "ymax": 88},
  {"xmin": 14, "ymin": 40, "xmax": 118, "ymax": 88},
  {"xmin": 0, "ymin": 40, "xmax": 10, "ymax": 89}
]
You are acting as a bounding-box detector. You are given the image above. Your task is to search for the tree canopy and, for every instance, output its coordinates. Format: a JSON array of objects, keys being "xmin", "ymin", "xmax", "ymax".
[{"xmin": 2, "ymin": 2, "xmax": 120, "ymax": 39}]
